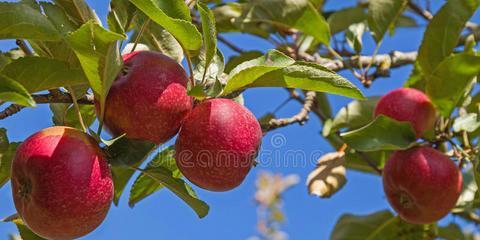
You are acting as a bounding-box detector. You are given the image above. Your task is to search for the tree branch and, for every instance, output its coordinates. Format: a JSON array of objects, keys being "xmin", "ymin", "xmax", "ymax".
[
  {"xmin": 218, "ymin": 35, "xmax": 244, "ymax": 54},
  {"xmin": 263, "ymin": 91, "xmax": 316, "ymax": 132},
  {"xmin": 0, "ymin": 92, "xmax": 94, "ymax": 120}
]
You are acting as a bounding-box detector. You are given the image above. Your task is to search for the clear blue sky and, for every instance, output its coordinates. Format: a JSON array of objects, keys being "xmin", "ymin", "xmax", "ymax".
[{"xmin": 0, "ymin": 0, "xmax": 478, "ymax": 239}]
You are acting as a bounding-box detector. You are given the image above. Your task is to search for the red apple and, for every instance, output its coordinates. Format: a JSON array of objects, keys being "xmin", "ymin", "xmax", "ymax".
[
  {"xmin": 374, "ymin": 88, "xmax": 436, "ymax": 137},
  {"xmin": 99, "ymin": 51, "xmax": 193, "ymax": 144},
  {"xmin": 175, "ymin": 98, "xmax": 263, "ymax": 192},
  {"xmin": 11, "ymin": 126, "xmax": 113, "ymax": 239},
  {"xmin": 382, "ymin": 147, "xmax": 462, "ymax": 224}
]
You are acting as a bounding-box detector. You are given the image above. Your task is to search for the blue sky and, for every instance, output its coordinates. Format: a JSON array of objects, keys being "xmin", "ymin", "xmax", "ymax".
[{"xmin": 0, "ymin": 0, "xmax": 478, "ymax": 239}]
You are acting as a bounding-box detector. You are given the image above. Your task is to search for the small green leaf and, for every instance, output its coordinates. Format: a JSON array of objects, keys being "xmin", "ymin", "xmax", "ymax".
[
  {"xmin": 130, "ymin": 0, "xmax": 203, "ymax": 52},
  {"xmin": 192, "ymin": 49, "xmax": 225, "ymax": 85},
  {"xmin": 106, "ymin": 137, "xmax": 156, "ymax": 167},
  {"xmin": 66, "ymin": 21, "xmax": 125, "ymax": 120},
  {"xmin": 341, "ymin": 115, "xmax": 417, "ymax": 152},
  {"xmin": 224, "ymin": 51, "xmax": 263, "ymax": 74},
  {"xmin": 453, "ymin": 113, "xmax": 480, "ymax": 133},
  {"xmin": 331, "ymin": 210, "xmax": 431, "ymax": 239},
  {"xmin": 1, "ymin": 57, "xmax": 88, "ymax": 93},
  {"xmin": 0, "ymin": 75, "xmax": 36, "ymax": 107},
  {"xmin": 111, "ymin": 166, "xmax": 136, "ymax": 205},
  {"xmin": 327, "ymin": 7, "xmax": 366, "ymax": 34},
  {"xmin": 197, "ymin": 2, "xmax": 217, "ymax": 83},
  {"xmin": 0, "ymin": 2, "xmax": 61, "ymax": 41},
  {"xmin": 332, "ymin": 97, "xmax": 379, "ymax": 131},
  {"xmin": 247, "ymin": 61, "xmax": 365, "ymax": 100},
  {"xmin": 417, "ymin": 0, "xmax": 480, "ymax": 75},
  {"xmin": 50, "ymin": 104, "xmax": 96, "ymax": 130},
  {"xmin": 404, "ymin": 61, "xmax": 425, "ymax": 90},
  {"xmin": 368, "ymin": 0, "xmax": 407, "ymax": 43},
  {"xmin": 188, "ymin": 85, "xmax": 208, "ymax": 100},
  {"xmin": 345, "ymin": 22, "xmax": 366, "ymax": 53},
  {"xmin": 129, "ymin": 147, "xmax": 178, "ymax": 207},
  {"xmin": 222, "ymin": 49, "xmax": 295, "ymax": 95},
  {"xmin": 52, "ymin": 0, "xmax": 98, "ymax": 25},
  {"xmin": 345, "ymin": 149, "xmax": 389, "ymax": 175},
  {"xmin": 140, "ymin": 167, "xmax": 210, "ymax": 218},
  {"xmin": 0, "ymin": 130, "xmax": 19, "ymax": 189},
  {"xmin": 426, "ymin": 53, "xmax": 480, "ymax": 117}
]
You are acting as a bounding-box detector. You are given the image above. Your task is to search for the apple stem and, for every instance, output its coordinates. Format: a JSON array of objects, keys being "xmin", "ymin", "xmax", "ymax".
[
  {"xmin": 67, "ymin": 86, "xmax": 88, "ymax": 133},
  {"xmin": 185, "ymin": 53, "xmax": 195, "ymax": 87}
]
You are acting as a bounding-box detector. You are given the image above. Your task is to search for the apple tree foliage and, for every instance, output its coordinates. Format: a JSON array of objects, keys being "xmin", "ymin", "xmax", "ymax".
[{"xmin": 0, "ymin": 0, "xmax": 479, "ymax": 239}]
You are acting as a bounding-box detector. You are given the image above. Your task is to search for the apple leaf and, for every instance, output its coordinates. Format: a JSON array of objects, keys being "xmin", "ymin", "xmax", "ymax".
[
  {"xmin": 341, "ymin": 115, "xmax": 417, "ymax": 152},
  {"xmin": 197, "ymin": 2, "xmax": 217, "ymax": 83},
  {"xmin": 345, "ymin": 149, "xmax": 390, "ymax": 175},
  {"xmin": 1, "ymin": 57, "xmax": 88, "ymax": 93},
  {"xmin": 52, "ymin": 0, "xmax": 99, "ymax": 25},
  {"xmin": 111, "ymin": 166, "xmax": 136, "ymax": 205},
  {"xmin": 426, "ymin": 54, "xmax": 480, "ymax": 117},
  {"xmin": 224, "ymin": 51, "xmax": 263, "ymax": 74},
  {"xmin": 0, "ymin": 129, "xmax": 19, "ymax": 189},
  {"xmin": 139, "ymin": 167, "xmax": 210, "ymax": 218},
  {"xmin": 453, "ymin": 113, "xmax": 480, "ymax": 133},
  {"xmin": 328, "ymin": 7, "xmax": 366, "ymax": 35},
  {"xmin": 237, "ymin": 0, "xmax": 331, "ymax": 46},
  {"xmin": 331, "ymin": 210, "xmax": 430, "ymax": 239},
  {"xmin": 106, "ymin": 137, "xmax": 156, "ymax": 167},
  {"xmin": 222, "ymin": 49, "xmax": 296, "ymax": 95},
  {"xmin": 332, "ymin": 97, "xmax": 380, "ymax": 132},
  {"xmin": 243, "ymin": 61, "xmax": 365, "ymax": 100},
  {"xmin": 129, "ymin": 147, "xmax": 178, "ymax": 207},
  {"xmin": 129, "ymin": 0, "xmax": 203, "ymax": 52},
  {"xmin": 1, "ymin": 216, "xmax": 46, "ymax": 240},
  {"xmin": 367, "ymin": 0, "xmax": 407, "ymax": 43},
  {"xmin": 50, "ymin": 103, "xmax": 96, "ymax": 130},
  {"xmin": 0, "ymin": 2, "xmax": 61, "ymax": 41},
  {"xmin": 66, "ymin": 20, "xmax": 125, "ymax": 121},
  {"xmin": 0, "ymin": 75, "xmax": 36, "ymax": 107},
  {"xmin": 417, "ymin": 0, "xmax": 480, "ymax": 75}
]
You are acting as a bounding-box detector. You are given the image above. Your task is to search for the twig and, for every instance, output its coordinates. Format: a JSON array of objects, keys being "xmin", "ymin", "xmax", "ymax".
[
  {"xmin": 131, "ymin": 19, "xmax": 150, "ymax": 53},
  {"xmin": 0, "ymin": 93, "xmax": 94, "ymax": 120},
  {"xmin": 218, "ymin": 35, "xmax": 244, "ymax": 54},
  {"xmin": 15, "ymin": 40, "xmax": 33, "ymax": 56},
  {"xmin": 67, "ymin": 86, "xmax": 87, "ymax": 132},
  {"xmin": 263, "ymin": 91, "xmax": 316, "ymax": 132}
]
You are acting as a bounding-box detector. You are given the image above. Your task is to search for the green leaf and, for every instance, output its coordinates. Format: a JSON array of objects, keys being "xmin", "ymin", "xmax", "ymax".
[
  {"xmin": 368, "ymin": 0, "xmax": 407, "ymax": 43},
  {"xmin": 130, "ymin": 0, "xmax": 203, "ymax": 52},
  {"xmin": 66, "ymin": 21, "xmax": 125, "ymax": 120},
  {"xmin": 1, "ymin": 57, "xmax": 88, "ymax": 93},
  {"xmin": 0, "ymin": 130, "xmax": 19, "ymax": 189},
  {"xmin": 345, "ymin": 149, "xmax": 389, "ymax": 175},
  {"xmin": 0, "ymin": 75, "xmax": 36, "ymax": 107},
  {"xmin": 187, "ymin": 85, "xmax": 208, "ymax": 100},
  {"xmin": 404, "ymin": 61, "xmax": 425, "ymax": 90},
  {"xmin": 224, "ymin": 51, "xmax": 263, "ymax": 74},
  {"xmin": 332, "ymin": 97, "xmax": 379, "ymax": 132},
  {"xmin": 41, "ymin": 2, "xmax": 78, "ymax": 34},
  {"xmin": 50, "ymin": 104, "xmax": 96, "ymax": 130},
  {"xmin": 245, "ymin": 61, "xmax": 365, "ymax": 100},
  {"xmin": 52, "ymin": 0, "xmax": 99, "ymax": 25},
  {"xmin": 426, "ymin": 54, "xmax": 480, "ymax": 117},
  {"xmin": 417, "ymin": 0, "xmax": 480, "ymax": 75},
  {"xmin": 222, "ymin": 49, "xmax": 295, "ymax": 95},
  {"xmin": 331, "ymin": 210, "xmax": 431, "ymax": 240},
  {"xmin": 327, "ymin": 7, "xmax": 366, "ymax": 34},
  {"xmin": 0, "ymin": 2, "xmax": 61, "ymax": 41},
  {"xmin": 2, "ymin": 215, "xmax": 46, "ymax": 240},
  {"xmin": 140, "ymin": 167, "xmax": 210, "ymax": 218},
  {"xmin": 106, "ymin": 137, "xmax": 156, "ymax": 167},
  {"xmin": 129, "ymin": 147, "xmax": 178, "ymax": 207},
  {"xmin": 111, "ymin": 166, "xmax": 136, "ymax": 205},
  {"xmin": 132, "ymin": 16, "xmax": 184, "ymax": 63},
  {"xmin": 197, "ymin": 2, "xmax": 217, "ymax": 83},
  {"xmin": 341, "ymin": 115, "xmax": 417, "ymax": 152},
  {"xmin": 238, "ymin": 0, "xmax": 330, "ymax": 46},
  {"xmin": 345, "ymin": 22, "xmax": 366, "ymax": 53},
  {"xmin": 192, "ymin": 49, "xmax": 225, "ymax": 86},
  {"xmin": 437, "ymin": 223, "xmax": 467, "ymax": 240},
  {"xmin": 453, "ymin": 113, "xmax": 480, "ymax": 133}
]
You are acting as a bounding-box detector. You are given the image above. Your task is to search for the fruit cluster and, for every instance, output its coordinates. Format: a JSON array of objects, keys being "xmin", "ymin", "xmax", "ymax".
[
  {"xmin": 375, "ymin": 88, "xmax": 463, "ymax": 224},
  {"xmin": 10, "ymin": 51, "xmax": 262, "ymax": 239}
]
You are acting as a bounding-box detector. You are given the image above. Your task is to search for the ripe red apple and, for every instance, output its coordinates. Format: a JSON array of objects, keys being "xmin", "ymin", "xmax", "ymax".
[
  {"xmin": 99, "ymin": 51, "xmax": 193, "ymax": 144},
  {"xmin": 382, "ymin": 147, "xmax": 462, "ymax": 224},
  {"xmin": 175, "ymin": 98, "xmax": 263, "ymax": 192},
  {"xmin": 11, "ymin": 126, "xmax": 113, "ymax": 239},
  {"xmin": 374, "ymin": 88, "xmax": 436, "ymax": 137}
]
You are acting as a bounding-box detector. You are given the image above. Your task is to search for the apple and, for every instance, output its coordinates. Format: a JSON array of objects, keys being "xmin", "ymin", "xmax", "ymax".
[
  {"xmin": 99, "ymin": 51, "xmax": 193, "ymax": 144},
  {"xmin": 175, "ymin": 98, "xmax": 263, "ymax": 192},
  {"xmin": 382, "ymin": 146, "xmax": 462, "ymax": 224},
  {"xmin": 11, "ymin": 126, "xmax": 113, "ymax": 239},
  {"xmin": 374, "ymin": 88, "xmax": 436, "ymax": 137}
]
